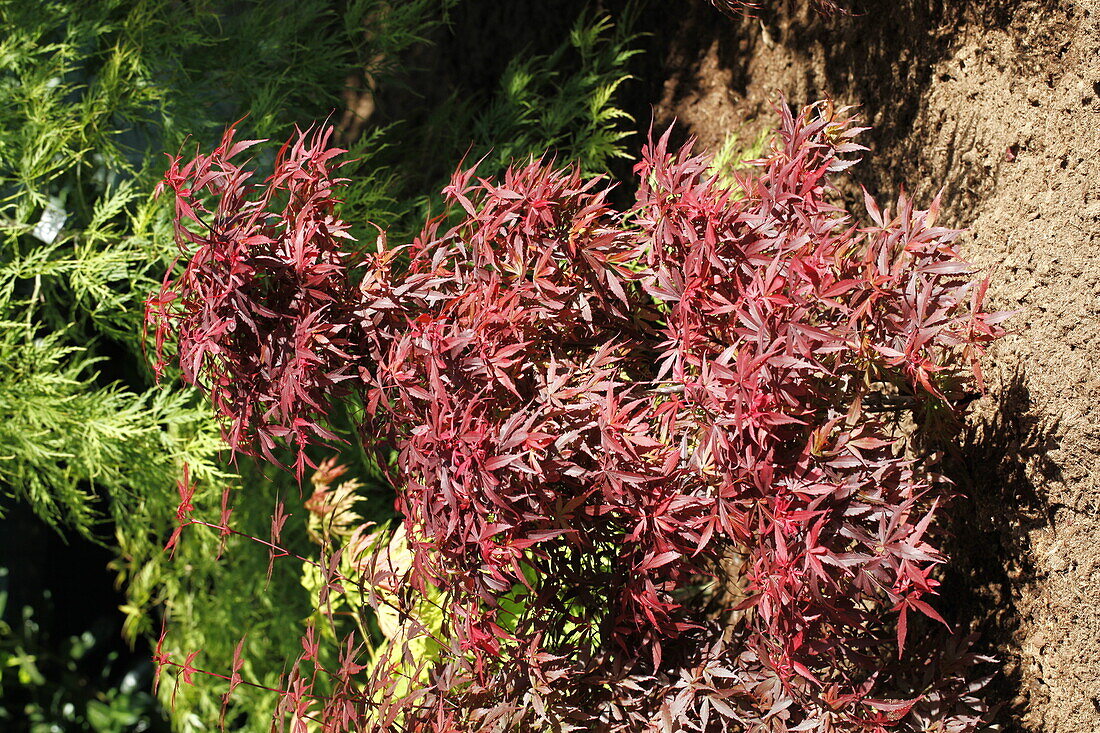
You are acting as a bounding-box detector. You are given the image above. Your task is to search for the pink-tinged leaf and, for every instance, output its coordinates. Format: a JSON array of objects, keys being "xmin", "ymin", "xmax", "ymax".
[{"xmin": 180, "ymin": 650, "xmax": 201, "ymax": 686}]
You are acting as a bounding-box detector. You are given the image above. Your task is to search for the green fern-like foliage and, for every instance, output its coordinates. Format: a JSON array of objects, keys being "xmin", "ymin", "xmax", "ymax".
[
  {"xmin": 381, "ymin": 8, "xmax": 641, "ymax": 239},
  {"xmin": 707, "ymin": 128, "xmax": 772, "ymax": 192},
  {"xmin": 471, "ymin": 10, "xmax": 641, "ymax": 175}
]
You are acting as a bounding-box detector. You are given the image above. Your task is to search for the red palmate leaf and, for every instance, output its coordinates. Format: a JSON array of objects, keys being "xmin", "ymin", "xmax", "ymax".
[{"xmin": 181, "ymin": 650, "xmax": 201, "ymax": 686}]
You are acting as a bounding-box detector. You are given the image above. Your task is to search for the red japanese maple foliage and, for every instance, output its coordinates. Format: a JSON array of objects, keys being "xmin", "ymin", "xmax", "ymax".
[
  {"xmin": 148, "ymin": 124, "xmax": 362, "ymax": 479},
  {"xmin": 148, "ymin": 102, "xmax": 1005, "ymax": 731}
]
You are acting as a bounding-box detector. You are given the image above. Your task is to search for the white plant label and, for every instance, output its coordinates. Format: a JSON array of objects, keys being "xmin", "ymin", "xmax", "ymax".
[{"xmin": 32, "ymin": 198, "xmax": 67, "ymax": 244}]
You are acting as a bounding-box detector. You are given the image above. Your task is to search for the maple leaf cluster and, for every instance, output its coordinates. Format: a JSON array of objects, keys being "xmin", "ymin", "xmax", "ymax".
[
  {"xmin": 148, "ymin": 126, "xmax": 362, "ymax": 479},
  {"xmin": 148, "ymin": 102, "xmax": 1005, "ymax": 731}
]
